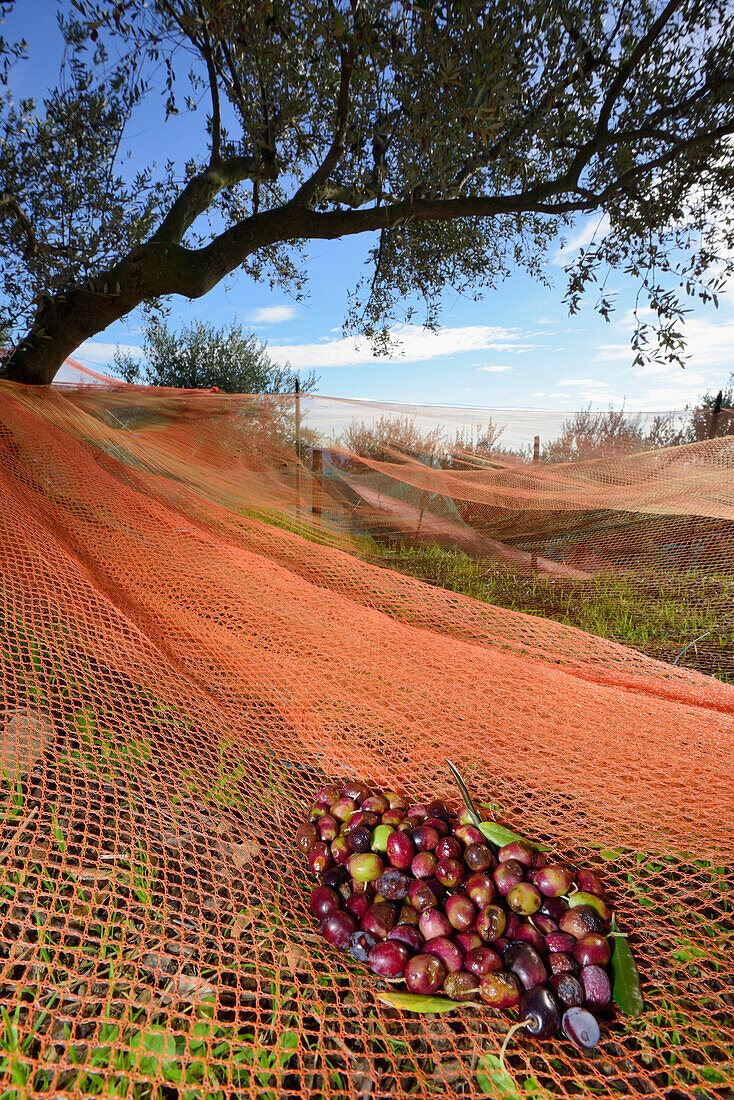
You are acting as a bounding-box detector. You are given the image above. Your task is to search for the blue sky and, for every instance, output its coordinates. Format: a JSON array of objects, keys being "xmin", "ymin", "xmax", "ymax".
[{"xmin": 6, "ymin": 2, "xmax": 734, "ymax": 411}]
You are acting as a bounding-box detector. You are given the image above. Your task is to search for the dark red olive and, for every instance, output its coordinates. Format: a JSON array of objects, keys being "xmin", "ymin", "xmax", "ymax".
[
  {"xmin": 546, "ymin": 932, "xmax": 577, "ymax": 954},
  {"xmin": 387, "ymin": 924, "xmax": 423, "ymax": 954},
  {"xmin": 423, "ymin": 936, "xmax": 463, "ymax": 973},
  {"xmin": 435, "ymin": 837, "xmax": 462, "ymax": 861},
  {"xmin": 498, "ymin": 842, "xmax": 534, "ymax": 867},
  {"xmin": 361, "ymin": 902, "xmax": 398, "ymax": 940},
  {"xmin": 345, "ymin": 892, "xmax": 372, "ymax": 920},
  {"xmin": 411, "ymin": 851, "xmax": 437, "ymax": 879},
  {"xmin": 412, "ymin": 826, "xmax": 440, "ymax": 852},
  {"xmin": 464, "ymin": 843, "xmax": 494, "ymax": 872},
  {"xmin": 580, "ymin": 965, "xmax": 611, "ymax": 1007},
  {"xmin": 426, "ymin": 799, "xmax": 450, "ymax": 822},
  {"xmin": 375, "ymin": 869, "xmax": 410, "ymax": 901},
  {"xmin": 310, "ymin": 885, "xmax": 340, "ymax": 920},
  {"xmin": 548, "ymin": 952, "xmax": 579, "ymax": 976},
  {"xmin": 321, "ymin": 911, "xmax": 358, "ymax": 948},
  {"xmin": 419, "ymin": 908, "xmax": 452, "ymax": 941},
  {"xmin": 386, "ymin": 831, "xmax": 415, "ymax": 871},
  {"xmin": 368, "ymin": 941, "xmax": 409, "ymax": 978},
  {"xmin": 573, "ymin": 933, "xmax": 611, "ymax": 967},
  {"xmin": 296, "ymin": 822, "xmax": 319, "ymax": 854},
  {"xmin": 464, "ymin": 947, "xmax": 503, "ymax": 978},
  {"xmin": 549, "ymin": 972, "xmax": 584, "ymax": 1008},
  {"xmin": 454, "ymin": 931, "xmax": 483, "ymax": 954},
  {"xmin": 405, "ymin": 954, "xmax": 446, "ymax": 994},
  {"xmin": 506, "ymin": 944, "xmax": 547, "ymax": 991},
  {"xmin": 519, "ymin": 987, "xmax": 561, "ymax": 1038},
  {"xmin": 408, "ymin": 880, "xmax": 439, "ymax": 912}
]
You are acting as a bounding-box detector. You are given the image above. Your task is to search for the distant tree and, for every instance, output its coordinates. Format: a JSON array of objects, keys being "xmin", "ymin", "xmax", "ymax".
[
  {"xmin": 539, "ymin": 405, "xmax": 689, "ymax": 463},
  {"xmin": 0, "ymin": 0, "xmax": 733, "ymax": 385},
  {"xmin": 338, "ymin": 413, "xmax": 505, "ymax": 468},
  {"xmin": 685, "ymin": 386, "xmax": 734, "ymax": 441},
  {"xmin": 112, "ymin": 319, "xmax": 316, "ymax": 394}
]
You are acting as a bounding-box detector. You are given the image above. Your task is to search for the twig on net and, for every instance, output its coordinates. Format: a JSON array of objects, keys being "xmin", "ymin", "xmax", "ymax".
[
  {"xmin": 0, "ymin": 805, "xmax": 38, "ymax": 865},
  {"xmin": 672, "ymin": 630, "xmax": 711, "ymax": 665}
]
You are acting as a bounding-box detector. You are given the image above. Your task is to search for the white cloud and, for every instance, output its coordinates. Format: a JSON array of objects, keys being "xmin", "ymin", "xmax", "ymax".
[
  {"xmin": 552, "ymin": 214, "xmax": 611, "ymax": 264},
  {"xmin": 477, "ymin": 364, "xmax": 512, "ymax": 373},
  {"xmin": 72, "ymin": 341, "xmax": 143, "ymax": 367},
  {"xmin": 268, "ymin": 323, "xmax": 536, "ymax": 369},
  {"xmin": 249, "ymin": 305, "xmax": 298, "ymax": 324},
  {"xmin": 558, "ymin": 378, "xmax": 609, "ymax": 387}
]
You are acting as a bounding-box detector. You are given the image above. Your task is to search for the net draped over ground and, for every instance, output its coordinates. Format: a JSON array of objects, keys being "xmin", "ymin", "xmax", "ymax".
[{"xmin": 0, "ymin": 381, "xmax": 732, "ymax": 1098}]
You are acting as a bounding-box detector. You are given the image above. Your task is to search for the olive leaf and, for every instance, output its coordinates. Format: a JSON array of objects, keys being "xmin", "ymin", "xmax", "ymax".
[
  {"xmin": 376, "ymin": 991, "xmax": 477, "ymax": 1013},
  {"xmin": 610, "ymin": 915, "xmax": 644, "ymax": 1017}
]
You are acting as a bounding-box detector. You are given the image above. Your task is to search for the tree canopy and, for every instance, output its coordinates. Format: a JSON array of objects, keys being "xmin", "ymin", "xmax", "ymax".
[
  {"xmin": 0, "ymin": 0, "xmax": 732, "ymax": 384},
  {"xmin": 113, "ymin": 318, "xmax": 317, "ymax": 393}
]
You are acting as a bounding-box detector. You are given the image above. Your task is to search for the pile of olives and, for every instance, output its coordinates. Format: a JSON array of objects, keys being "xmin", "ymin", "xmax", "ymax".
[{"xmin": 297, "ymin": 780, "xmax": 622, "ymax": 1051}]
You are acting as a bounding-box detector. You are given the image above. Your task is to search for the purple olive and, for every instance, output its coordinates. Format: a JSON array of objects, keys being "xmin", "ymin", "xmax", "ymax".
[
  {"xmin": 576, "ymin": 869, "xmax": 605, "ymax": 897},
  {"xmin": 475, "ymin": 905, "xmax": 507, "ymax": 942},
  {"xmin": 347, "ymin": 853, "xmax": 383, "ymax": 883},
  {"xmin": 541, "ymin": 896, "xmax": 569, "ymax": 923},
  {"xmin": 532, "ymin": 913, "xmax": 558, "ymax": 935},
  {"xmin": 549, "ymin": 972, "xmax": 584, "ymax": 1008},
  {"xmin": 368, "ymin": 941, "xmax": 409, "ymax": 978},
  {"xmin": 548, "ymin": 952, "xmax": 579, "ymax": 976},
  {"xmin": 315, "ymin": 784, "xmax": 341, "ymax": 805},
  {"xmin": 479, "ymin": 972, "xmax": 521, "ymax": 1008},
  {"xmin": 563, "ymin": 1006, "xmax": 601, "ymax": 1050},
  {"xmin": 361, "ymin": 902, "xmax": 398, "ymax": 940},
  {"xmin": 419, "ymin": 908, "xmax": 452, "ymax": 941},
  {"xmin": 405, "ymin": 953, "xmax": 446, "ymax": 994},
  {"xmin": 381, "ymin": 809, "xmax": 406, "ymax": 827},
  {"xmin": 321, "ymin": 911, "xmax": 358, "ymax": 948},
  {"xmin": 383, "ymin": 790, "xmax": 406, "ymax": 810},
  {"xmin": 464, "ymin": 844, "xmax": 494, "ymax": 872},
  {"xmin": 296, "ymin": 822, "xmax": 319, "ymax": 853},
  {"xmin": 406, "ymin": 804, "xmax": 428, "ymax": 823},
  {"xmin": 445, "ymin": 894, "xmax": 476, "ymax": 932},
  {"xmin": 465, "ymin": 873, "xmax": 495, "ymax": 910},
  {"xmin": 519, "ymin": 987, "xmax": 561, "ymax": 1038},
  {"xmin": 347, "ymin": 826, "xmax": 373, "ymax": 853},
  {"xmin": 412, "ymin": 826, "xmax": 440, "ymax": 852},
  {"xmin": 507, "ymin": 882, "xmax": 542, "ymax": 916},
  {"xmin": 375, "ymin": 869, "xmax": 410, "ymax": 901},
  {"xmin": 345, "ymin": 892, "xmax": 371, "ymax": 920},
  {"xmin": 411, "ymin": 852, "xmax": 438, "ymax": 879},
  {"xmin": 317, "ymin": 814, "xmax": 339, "ymax": 842},
  {"xmin": 330, "ymin": 836, "xmax": 351, "ymax": 866},
  {"xmin": 574, "ymin": 933, "xmax": 611, "ymax": 968},
  {"xmin": 436, "ymin": 858, "xmax": 464, "ymax": 888},
  {"xmin": 408, "ymin": 880, "xmax": 439, "ymax": 913},
  {"xmin": 546, "ymin": 932, "xmax": 577, "ymax": 954},
  {"xmin": 361, "ymin": 794, "xmax": 389, "ymax": 815},
  {"xmin": 436, "ymin": 837, "xmax": 462, "ymax": 862},
  {"xmin": 560, "ymin": 906, "xmax": 606, "ymax": 938},
  {"xmin": 513, "ymin": 923, "xmax": 546, "ymax": 954},
  {"xmin": 504, "ymin": 912, "xmax": 523, "ymax": 940},
  {"xmin": 580, "ymin": 965, "xmax": 611, "ymax": 1007},
  {"xmin": 387, "ymin": 924, "xmax": 423, "ymax": 954},
  {"xmin": 423, "ymin": 936, "xmax": 463, "ymax": 973},
  {"xmin": 426, "ymin": 799, "xmax": 450, "ymax": 822},
  {"xmin": 498, "ymin": 842, "xmax": 534, "ymax": 867},
  {"xmin": 309, "ymin": 842, "xmax": 332, "ymax": 874},
  {"xmin": 423, "ymin": 877, "xmax": 446, "ymax": 902},
  {"xmin": 535, "ymin": 865, "xmax": 575, "ymax": 897},
  {"xmin": 464, "ymin": 947, "xmax": 503, "ymax": 978},
  {"xmin": 310, "ymin": 885, "xmax": 341, "ymax": 920},
  {"xmin": 444, "ymin": 971, "xmax": 480, "ymax": 1001},
  {"xmin": 331, "ymin": 797, "xmax": 358, "ymax": 822},
  {"xmin": 506, "ymin": 944, "xmax": 548, "ymax": 991},
  {"xmin": 309, "ymin": 802, "xmax": 330, "ymax": 822},
  {"xmin": 454, "ymin": 825, "xmax": 483, "ymax": 846},
  {"xmin": 454, "ymin": 931, "xmax": 483, "ymax": 954},
  {"xmin": 347, "ymin": 811, "xmax": 380, "ymax": 832},
  {"xmin": 422, "ymin": 816, "xmax": 448, "ymax": 838},
  {"xmin": 493, "ymin": 860, "xmax": 525, "ymax": 896},
  {"xmin": 321, "ymin": 865, "xmax": 349, "ymax": 889},
  {"xmin": 386, "ymin": 831, "xmax": 415, "ymax": 872},
  {"xmin": 349, "ymin": 929, "xmax": 377, "ymax": 962},
  {"xmin": 341, "ymin": 781, "xmax": 370, "ymax": 805}
]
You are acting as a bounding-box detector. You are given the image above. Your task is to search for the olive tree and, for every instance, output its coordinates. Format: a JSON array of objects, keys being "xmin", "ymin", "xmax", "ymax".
[{"xmin": 0, "ymin": 0, "xmax": 733, "ymax": 385}]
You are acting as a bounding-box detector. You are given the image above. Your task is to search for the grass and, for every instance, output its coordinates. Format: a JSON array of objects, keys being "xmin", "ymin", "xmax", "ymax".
[{"xmin": 366, "ymin": 541, "xmax": 734, "ymax": 682}]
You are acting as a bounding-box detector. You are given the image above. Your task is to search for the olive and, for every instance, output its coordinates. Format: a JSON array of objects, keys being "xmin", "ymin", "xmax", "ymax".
[
  {"xmin": 361, "ymin": 902, "xmax": 398, "ymax": 940},
  {"xmin": 580, "ymin": 965, "xmax": 611, "ymax": 1007},
  {"xmin": 412, "ymin": 826, "xmax": 440, "ymax": 852},
  {"xmin": 549, "ymin": 972, "xmax": 584, "ymax": 1008},
  {"xmin": 562, "ymin": 1006, "xmax": 601, "ymax": 1050},
  {"xmin": 507, "ymin": 882, "xmax": 542, "ymax": 916},
  {"xmin": 386, "ymin": 831, "xmax": 416, "ymax": 871},
  {"xmin": 375, "ymin": 869, "xmax": 410, "ymax": 901},
  {"xmin": 347, "ymin": 826, "xmax": 372, "ymax": 853},
  {"xmin": 568, "ymin": 892, "xmax": 611, "ymax": 922},
  {"xmin": 576, "ymin": 869, "xmax": 604, "ymax": 897},
  {"xmin": 435, "ymin": 837, "xmax": 462, "ymax": 862},
  {"xmin": 560, "ymin": 906, "xmax": 606, "ymax": 938},
  {"xmin": 408, "ymin": 880, "xmax": 439, "ymax": 912},
  {"xmin": 387, "ymin": 924, "xmax": 423, "ymax": 954},
  {"xmin": 475, "ymin": 904, "xmax": 507, "ymax": 942},
  {"xmin": 479, "ymin": 972, "xmax": 521, "ymax": 1008},
  {"xmin": 296, "ymin": 822, "xmax": 319, "ymax": 854},
  {"xmin": 345, "ymin": 892, "xmax": 372, "ymax": 921},
  {"xmin": 547, "ymin": 952, "xmax": 579, "ymax": 976},
  {"xmin": 454, "ymin": 931, "xmax": 483, "ymax": 954},
  {"xmin": 411, "ymin": 852, "xmax": 438, "ymax": 879},
  {"xmin": 342, "ymin": 781, "xmax": 370, "ymax": 804},
  {"xmin": 465, "ymin": 872, "xmax": 495, "ymax": 910},
  {"xmin": 454, "ymin": 825, "xmax": 483, "ymax": 846},
  {"xmin": 362, "ymin": 794, "xmax": 389, "ymax": 815},
  {"xmin": 436, "ymin": 858, "xmax": 464, "ymax": 888},
  {"xmin": 444, "ymin": 971, "xmax": 480, "ymax": 1001},
  {"xmin": 464, "ymin": 946, "xmax": 503, "ymax": 978},
  {"xmin": 506, "ymin": 943, "xmax": 547, "ymax": 990},
  {"xmin": 405, "ymin": 954, "xmax": 446, "ymax": 994},
  {"xmin": 513, "ymin": 923, "xmax": 546, "ymax": 955},
  {"xmin": 371, "ymin": 824, "xmax": 394, "ymax": 853},
  {"xmin": 573, "ymin": 933, "xmax": 611, "ymax": 967},
  {"xmin": 368, "ymin": 941, "xmax": 409, "ymax": 978},
  {"xmin": 349, "ymin": 929, "xmax": 377, "ymax": 962},
  {"xmin": 493, "ymin": 859, "xmax": 525, "ymax": 896},
  {"xmin": 546, "ymin": 932, "xmax": 577, "ymax": 954},
  {"xmin": 464, "ymin": 843, "xmax": 494, "ymax": 872},
  {"xmin": 310, "ymin": 885, "xmax": 340, "ymax": 920},
  {"xmin": 347, "ymin": 853, "xmax": 384, "ymax": 882},
  {"xmin": 498, "ymin": 842, "xmax": 534, "ymax": 867},
  {"xmin": 519, "ymin": 987, "xmax": 561, "ymax": 1039},
  {"xmin": 419, "ymin": 908, "xmax": 452, "ymax": 941},
  {"xmin": 321, "ymin": 911, "xmax": 358, "ymax": 948},
  {"xmin": 423, "ymin": 936, "xmax": 463, "ymax": 973},
  {"xmin": 309, "ymin": 842, "xmax": 331, "ymax": 874}
]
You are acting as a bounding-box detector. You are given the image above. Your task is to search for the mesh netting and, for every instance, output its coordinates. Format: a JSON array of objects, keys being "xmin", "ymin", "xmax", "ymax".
[{"xmin": 1, "ymin": 379, "xmax": 733, "ymax": 1098}]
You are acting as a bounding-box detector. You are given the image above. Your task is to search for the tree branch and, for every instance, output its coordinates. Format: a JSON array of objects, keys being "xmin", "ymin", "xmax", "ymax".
[
  {"xmin": 290, "ymin": 44, "xmax": 356, "ymax": 208},
  {"xmin": 197, "ymin": 0, "xmax": 222, "ymax": 164},
  {"xmin": 596, "ymin": 0, "xmax": 684, "ymax": 135},
  {"xmin": 0, "ymin": 190, "xmax": 36, "ymax": 257}
]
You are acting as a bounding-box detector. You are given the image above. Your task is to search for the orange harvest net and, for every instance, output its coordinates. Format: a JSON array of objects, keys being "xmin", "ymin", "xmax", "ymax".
[{"xmin": 0, "ymin": 378, "xmax": 733, "ymax": 1098}]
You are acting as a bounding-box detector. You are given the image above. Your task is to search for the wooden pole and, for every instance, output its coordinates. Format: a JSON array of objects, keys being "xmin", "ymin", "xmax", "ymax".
[
  {"xmin": 312, "ymin": 446, "xmax": 323, "ymax": 519},
  {"xmin": 294, "ymin": 377, "xmax": 301, "ymax": 512},
  {"xmin": 531, "ymin": 435, "xmax": 540, "ymax": 575}
]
